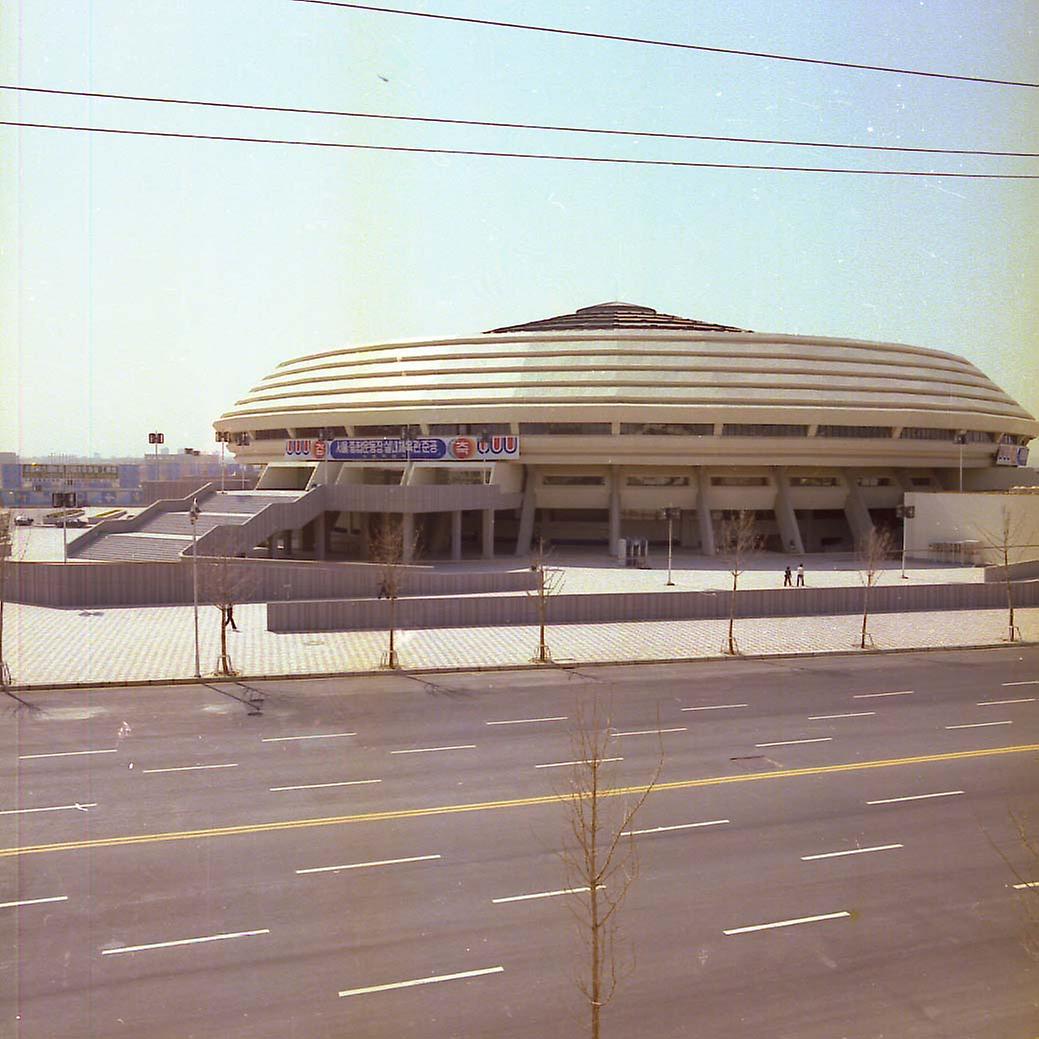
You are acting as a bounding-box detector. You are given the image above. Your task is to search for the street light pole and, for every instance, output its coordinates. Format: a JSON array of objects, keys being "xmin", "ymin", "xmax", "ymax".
[
  {"xmin": 896, "ymin": 503, "xmax": 915, "ymax": 580},
  {"xmin": 661, "ymin": 506, "xmax": 678, "ymax": 586},
  {"xmin": 954, "ymin": 431, "xmax": 967, "ymax": 493},
  {"xmin": 190, "ymin": 497, "xmax": 201, "ymax": 678}
]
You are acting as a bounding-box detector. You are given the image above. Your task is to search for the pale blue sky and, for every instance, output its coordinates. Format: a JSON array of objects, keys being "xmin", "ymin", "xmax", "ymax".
[{"xmin": 2, "ymin": 1, "xmax": 1037, "ymax": 456}]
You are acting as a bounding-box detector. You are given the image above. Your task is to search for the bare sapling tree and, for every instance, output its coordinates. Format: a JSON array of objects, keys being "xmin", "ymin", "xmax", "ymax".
[
  {"xmin": 200, "ymin": 532, "xmax": 254, "ymax": 677},
  {"xmin": 561, "ymin": 694, "xmax": 661, "ymax": 1039},
  {"xmin": 717, "ymin": 510, "xmax": 761, "ymax": 655},
  {"xmin": 856, "ymin": 526, "xmax": 896, "ymax": 649},
  {"xmin": 370, "ymin": 515, "xmax": 419, "ymax": 669},
  {"xmin": 985, "ymin": 809, "xmax": 1039, "ymax": 962},
  {"xmin": 978, "ymin": 505, "xmax": 1025, "ymax": 643},
  {"xmin": 529, "ymin": 536, "xmax": 563, "ymax": 663},
  {"xmin": 0, "ymin": 509, "xmax": 11, "ymax": 689}
]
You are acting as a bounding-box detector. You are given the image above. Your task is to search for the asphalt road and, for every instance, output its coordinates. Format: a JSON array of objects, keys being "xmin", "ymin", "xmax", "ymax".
[{"xmin": 1, "ymin": 648, "xmax": 1037, "ymax": 1038}]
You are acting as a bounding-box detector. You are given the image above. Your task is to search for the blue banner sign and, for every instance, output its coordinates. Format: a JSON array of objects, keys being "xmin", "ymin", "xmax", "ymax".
[{"xmin": 285, "ymin": 435, "xmax": 520, "ymax": 462}]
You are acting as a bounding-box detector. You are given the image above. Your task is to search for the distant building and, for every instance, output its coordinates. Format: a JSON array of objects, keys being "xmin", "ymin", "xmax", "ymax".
[{"xmin": 0, "ymin": 452, "xmax": 256, "ymax": 508}]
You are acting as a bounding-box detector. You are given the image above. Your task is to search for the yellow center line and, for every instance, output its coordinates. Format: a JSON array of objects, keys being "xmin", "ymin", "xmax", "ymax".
[{"xmin": 3, "ymin": 743, "xmax": 1036, "ymax": 859}]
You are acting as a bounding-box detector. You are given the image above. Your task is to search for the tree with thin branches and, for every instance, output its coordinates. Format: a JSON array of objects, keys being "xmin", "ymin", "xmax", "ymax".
[
  {"xmin": 0, "ymin": 509, "xmax": 12, "ymax": 689},
  {"xmin": 977, "ymin": 505, "xmax": 1025, "ymax": 643},
  {"xmin": 369, "ymin": 515, "xmax": 419, "ymax": 669},
  {"xmin": 856, "ymin": 526, "xmax": 896, "ymax": 649},
  {"xmin": 984, "ymin": 809, "xmax": 1039, "ymax": 962},
  {"xmin": 528, "ymin": 537, "xmax": 563, "ymax": 663},
  {"xmin": 561, "ymin": 694, "xmax": 661, "ymax": 1038},
  {"xmin": 717, "ymin": 510, "xmax": 761, "ymax": 655},
  {"xmin": 200, "ymin": 540, "xmax": 254, "ymax": 677}
]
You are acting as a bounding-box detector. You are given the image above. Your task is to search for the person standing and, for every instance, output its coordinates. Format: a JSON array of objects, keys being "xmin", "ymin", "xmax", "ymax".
[
  {"xmin": 796, "ymin": 562, "xmax": 805, "ymax": 587},
  {"xmin": 783, "ymin": 565, "xmax": 792, "ymax": 587}
]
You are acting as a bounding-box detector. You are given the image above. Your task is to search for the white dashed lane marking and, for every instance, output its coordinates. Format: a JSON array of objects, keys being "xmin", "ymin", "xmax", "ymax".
[
  {"xmin": 801, "ymin": 844, "xmax": 903, "ymax": 861},
  {"xmin": 19, "ymin": 749, "xmax": 117, "ymax": 761},
  {"xmin": 0, "ymin": 896, "xmax": 68, "ymax": 909},
  {"xmin": 338, "ymin": 966, "xmax": 503, "ymax": 998},
  {"xmin": 261, "ymin": 733, "xmax": 357, "ymax": 743},
  {"xmin": 723, "ymin": 911, "xmax": 850, "ymax": 936},
  {"xmin": 101, "ymin": 929, "xmax": 269, "ymax": 955},
  {"xmin": 867, "ymin": 790, "xmax": 963, "ymax": 805},
  {"xmin": 755, "ymin": 738, "xmax": 832, "ymax": 748},
  {"xmin": 622, "ymin": 820, "xmax": 729, "ymax": 837},
  {"xmin": 0, "ymin": 803, "xmax": 96, "ymax": 816},
  {"xmin": 296, "ymin": 854, "xmax": 440, "ymax": 875}
]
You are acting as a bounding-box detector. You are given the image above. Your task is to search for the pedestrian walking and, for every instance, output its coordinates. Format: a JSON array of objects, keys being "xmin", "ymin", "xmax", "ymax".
[
  {"xmin": 226, "ymin": 604, "xmax": 238, "ymax": 631},
  {"xmin": 783, "ymin": 565, "xmax": 792, "ymax": 587},
  {"xmin": 796, "ymin": 562, "xmax": 805, "ymax": 587},
  {"xmin": 376, "ymin": 579, "xmax": 389, "ymax": 599}
]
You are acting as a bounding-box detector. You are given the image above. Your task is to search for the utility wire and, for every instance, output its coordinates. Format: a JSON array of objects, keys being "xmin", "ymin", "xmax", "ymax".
[
  {"xmin": 290, "ymin": 1, "xmax": 1039, "ymax": 89},
  {"xmin": 2, "ymin": 84, "xmax": 1035, "ymax": 158},
  {"xmin": 3, "ymin": 120, "xmax": 1037, "ymax": 179}
]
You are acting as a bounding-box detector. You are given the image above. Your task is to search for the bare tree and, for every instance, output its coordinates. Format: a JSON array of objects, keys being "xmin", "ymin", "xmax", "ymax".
[
  {"xmin": 369, "ymin": 515, "xmax": 419, "ymax": 669},
  {"xmin": 200, "ymin": 533, "xmax": 255, "ymax": 677},
  {"xmin": 528, "ymin": 537, "xmax": 563, "ymax": 663},
  {"xmin": 977, "ymin": 506, "xmax": 1025, "ymax": 643},
  {"xmin": 985, "ymin": 809, "xmax": 1039, "ymax": 962},
  {"xmin": 856, "ymin": 526, "xmax": 896, "ymax": 649},
  {"xmin": 717, "ymin": 510, "xmax": 761, "ymax": 656},
  {"xmin": 0, "ymin": 509, "xmax": 11, "ymax": 688},
  {"xmin": 561, "ymin": 694, "xmax": 660, "ymax": 1038}
]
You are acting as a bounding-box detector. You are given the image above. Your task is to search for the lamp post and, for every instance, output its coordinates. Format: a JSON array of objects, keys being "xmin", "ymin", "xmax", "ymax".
[
  {"xmin": 189, "ymin": 497, "xmax": 201, "ymax": 678},
  {"xmin": 234, "ymin": 433, "xmax": 252, "ymax": 490},
  {"xmin": 660, "ymin": 507, "xmax": 680, "ymax": 586},
  {"xmin": 215, "ymin": 431, "xmax": 231, "ymax": 493},
  {"xmin": 954, "ymin": 431, "xmax": 967, "ymax": 493},
  {"xmin": 896, "ymin": 503, "xmax": 915, "ymax": 579},
  {"xmin": 148, "ymin": 432, "xmax": 164, "ymax": 484}
]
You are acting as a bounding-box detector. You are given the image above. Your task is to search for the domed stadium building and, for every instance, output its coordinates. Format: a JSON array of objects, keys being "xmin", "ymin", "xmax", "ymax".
[{"xmin": 212, "ymin": 302, "xmax": 1036, "ymax": 562}]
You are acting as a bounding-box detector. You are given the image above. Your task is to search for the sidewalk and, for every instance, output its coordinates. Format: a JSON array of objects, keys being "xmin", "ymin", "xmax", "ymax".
[{"xmin": 3, "ymin": 600, "xmax": 1036, "ymax": 689}]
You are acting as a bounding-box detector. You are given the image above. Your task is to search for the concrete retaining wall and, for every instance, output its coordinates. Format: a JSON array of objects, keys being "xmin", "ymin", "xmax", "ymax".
[
  {"xmin": 984, "ymin": 559, "xmax": 1039, "ymax": 583},
  {"xmin": 3, "ymin": 559, "xmax": 536, "ymax": 608},
  {"xmin": 267, "ymin": 578, "xmax": 1039, "ymax": 632}
]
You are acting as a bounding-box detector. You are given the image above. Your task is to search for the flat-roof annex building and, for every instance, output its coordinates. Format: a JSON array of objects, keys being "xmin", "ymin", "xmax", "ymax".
[{"xmin": 212, "ymin": 302, "xmax": 1037, "ymax": 561}]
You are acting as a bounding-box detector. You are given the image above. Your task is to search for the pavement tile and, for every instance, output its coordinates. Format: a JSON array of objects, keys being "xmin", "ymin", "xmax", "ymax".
[{"xmin": 2, "ymin": 600, "xmax": 1037, "ymax": 688}]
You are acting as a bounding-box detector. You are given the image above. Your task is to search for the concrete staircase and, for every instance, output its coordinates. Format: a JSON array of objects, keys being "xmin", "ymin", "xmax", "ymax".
[{"xmin": 71, "ymin": 489, "xmax": 309, "ymax": 561}]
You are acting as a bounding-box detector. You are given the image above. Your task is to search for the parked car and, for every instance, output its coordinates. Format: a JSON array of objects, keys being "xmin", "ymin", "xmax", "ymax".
[
  {"xmin": 14, "ymin": 515, "xmax": 34, "ymax": 526},
  {"xmin": 59, "ymin": 517, "xmax": 88, "ymax": 528}
]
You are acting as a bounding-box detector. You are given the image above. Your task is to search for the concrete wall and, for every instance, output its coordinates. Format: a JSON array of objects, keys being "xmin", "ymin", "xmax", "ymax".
[
  {"xmin": 268, "ymin": 577, "xmax": 1039, "ymax": 632},
  {"xmin": 141, "ymin": 477, "xmax": 257, "ymax": 504},
  {"xmin": 906, "ymin": 491, "xmax": 1039, "ymax": 565},
  {"xmin": 4, "ymin": 559, "xmax": 536, "ymax": 608}
]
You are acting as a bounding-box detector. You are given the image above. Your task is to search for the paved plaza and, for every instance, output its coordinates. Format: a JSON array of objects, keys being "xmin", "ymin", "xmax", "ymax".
[
  {"xmin": 6, "ymin": 524, "xmax": 1031, "ymax": 688},
  {"xmin": 2, "ymin": 598, "xmax": 1035, "ymax": 689}
]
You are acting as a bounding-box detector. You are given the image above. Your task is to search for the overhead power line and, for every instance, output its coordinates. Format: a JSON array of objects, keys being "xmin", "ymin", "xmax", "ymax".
[
  {"xmin": 3, "ymin": 120, "xmax": 1037, "ymax": 179},
  {"xmin": 290, "ymin": 1, "xmax": 1039, "ymax": 89},
  {"xmin": 2, "ymin": 84, "xmax": 1035, "ymax": 159}
]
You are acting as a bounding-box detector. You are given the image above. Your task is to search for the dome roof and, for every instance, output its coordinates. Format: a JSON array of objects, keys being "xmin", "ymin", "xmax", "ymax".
[
  {"xmin": 486, "ymin": 301, "xmax": 747, "ymax": 334},
  {"xmin": 217, "ymin": 303, "xmax": 1037, "ymax": 439}
]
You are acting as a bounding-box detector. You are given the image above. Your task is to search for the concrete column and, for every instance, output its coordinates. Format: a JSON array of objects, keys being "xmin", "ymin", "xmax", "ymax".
[
  {"xmin": 482, "ymin": 509, "xmax": 495, "ymax": 559},
  {"xmin": 697, "ymin": 467, "xmax": 716, "ymax": 556},
  {"xmin": 515, "ymin": 466, "xmax": 536, "ymax": 557},
  {"xmin": 402, "ymin": 512, "xmax": 415, "ymax": 563},
  {"xmin": 608, "ymin": 465, "xmax": 621, "ymax": 555},
  {"xmin": 451, "ymin": 510, "xmax": 463, "ymax": 561},
  {"xmin": 843, "ymin": 474, "xmax": 874, "ymax": 548},
  {"xmin": 314, "ymin": 511, "xmax": 327, "ymax": 560},
  {"xmin": 771, "ymin": 467, "xmax": 805, "ymax": 555}
]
